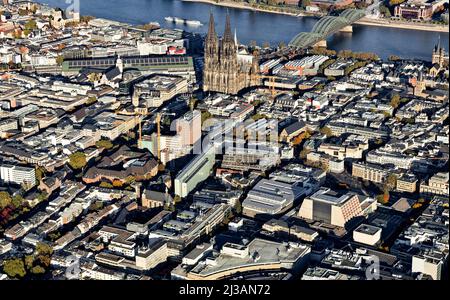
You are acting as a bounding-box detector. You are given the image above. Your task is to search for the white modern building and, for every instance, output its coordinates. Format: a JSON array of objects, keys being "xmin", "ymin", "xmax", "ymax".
[{"xmin": 0, "ymin": 164, "xmax": 36, "ymax": 187}]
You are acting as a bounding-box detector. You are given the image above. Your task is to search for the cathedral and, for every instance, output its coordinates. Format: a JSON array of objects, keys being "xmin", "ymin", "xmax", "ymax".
[
  {"xmin": 203, "ymin": 13, "xmax": 260, "ymax": 95},
  {"xmin": 430, "ymin": 37, "xmax": 447, "ymax": 77},
  {"xmin": 432, "ymin": 37, "xmax": 446, "ymax": 68}
]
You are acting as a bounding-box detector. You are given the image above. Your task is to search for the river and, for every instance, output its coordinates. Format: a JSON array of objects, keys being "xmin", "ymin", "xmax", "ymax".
[{"xmin": 35, "ymin": 0, "xmax": 449, "ymax": 61}]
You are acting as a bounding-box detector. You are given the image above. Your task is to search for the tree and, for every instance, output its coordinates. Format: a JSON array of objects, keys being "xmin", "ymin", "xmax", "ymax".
[
  {"xmin": 251, "ymin": 113, "xmax": 267, "ymax": 121},
  {"xmin": 35, "ymin": 166, "xmax": 46, "ymax": 181},
  {"xmin": 376, "ymin": 191, "xmax": 389, "ymax": 204},
  {"xmin": 69, "ymin": 152, "xmax": 87, "ymax": 170},
  {"xmin": 56, "ymin": 55, "xmax": 64, "ymax": 66},
  {"xmin": 319, "ymin": 126, "xmax": 333, "ymax": 137},
  {"xmin": 388, "ymin": 0, "xmax": 406, "ymax": 6},
  {"xmin": 337, "ymin": 50, "xmax": 379, "ymax": 61},
  {"xmin": 0, "ymin": 191, "xmax": 12, "ymax": 209},
  {"xmin": 337, "ymin": 49, "xmax": 353, "ymax": 59},
  {"xmin": 379, "ymin": 4, "xmax": 391, "ymax": 17},
  {"xmin": 99, "ymin": 181, "xmax": 113, "ymax": 188},
  {"xmin": 390, "ymin": 93, "xmax": 401, "ymax": 109},
  {"xmin": 24, "ymin": 255, "xmax": 34, "ymax": 270},
  {"xmin": 112, "ymin": 179, "xmax": 123, "ymax": 188},
  {"xmin": 37, "ymin": 192, "xmax": 48, "ymax": 202},
  {"xmin": 412, "ymin": 202, "xmax": 423, "ymax": 209},
  {"xmin": 47, "ymin": 231, "xmax": 61, "ymax": 242},
  {"xmin": 318, "ymin": 58, "xmax": 335, "ymax": 74},
  {"xmin": 383, "ymin": 191, "xmax": 390, "ymax": 203},
  {"xmin": 23, "ymin": 19, "xmax": 37, "ymax": 36},
  {"xmin": 80, "ymin": 15, "xmax": 95, "ymax": 24},
  {"xmin": 315, "ymin": 83, "xmax": 325, "ymax": 90},
  {"xmin": 96, "ymin": 139, "xmax": 113, "ymax": 150},
  {"xmin": 201, "ymin": 111, "xmax": 212, "ymax": 124},
  {"xmin": 292, "ymin": 131, "xmax": 311, "ymax": 146},
  {"xmin": 86, "ymin": 96, "xmax": 97, "ymax": 105},
  {"xmin": 31, "ymin": 265, "xmax": 46, "ymax": 275},
  {"xmin": 385, "ymin": 174, "xmax": 397, "ymax": 190},
  {"xmin": 18, "ymin": 9, "xmax": 29, "ymax": 16},
  {"xmin": 36, "ymin": 242, "xmax": 53, "ymax": 256},
  {"xmin": 165, "ymin": 202, "xmax": 175, "ymax": 212},
  {"xmin": 87, "ymin": 72, "xmax": 102, "ymax": 83},
  {"xmin": 310, "ymin": 47, "xmax": 336, "ymax": 56},
  {"xmin": 344, "ymin": 61, "xmax": 367, "ymax": 76},
  {"xmin": 3, "ymin": 258, "xmax": 26, "ymax": 278},
  {"xmin": 125, "ymin": 176, "xmax": 136, "ymax": 185},
  {"xmin": 234, "ymin": 200, "xmax": 242, "ymax": 214},
  {"xmin": 388, "ymin": 55, "xmax": 401, "ymax": 61},
  {"xmin": 37, "ymin": 255, "xmax": 51, "ymax": 268},
  {"xmin": 89, "ymin": 201, "xmax": 104, "ymax": 211},
  {"xmin": 11, "ymin": 194, "xmax": 24, "ymax": 209},
  {"xmin": 300, "ymin": 0, "xmax": 311, "ymax": 8}
]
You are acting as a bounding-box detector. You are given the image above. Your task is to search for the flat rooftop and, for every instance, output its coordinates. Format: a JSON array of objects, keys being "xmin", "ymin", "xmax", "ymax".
[
  {"xmin": 309, "ymin": 188, "xmax": 356, "ymax": 205},
  {"xmin": 189, "ymin": 238, "xmax": 310, "ymax": 278},
  {"xmin": 354, "ymin": 224, "xmax": 382, "ymax": 235}
]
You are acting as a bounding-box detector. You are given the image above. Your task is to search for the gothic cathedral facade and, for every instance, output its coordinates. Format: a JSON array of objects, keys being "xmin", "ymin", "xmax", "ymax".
[{"xmin": 203, "ymin": 13, "xmax": 260, "ymax": 95}]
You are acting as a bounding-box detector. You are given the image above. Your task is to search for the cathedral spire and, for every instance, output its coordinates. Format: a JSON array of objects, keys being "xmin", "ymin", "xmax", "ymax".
[
  {"xmin": 435, "ymin": 35, "xmax": 441, "ymax": 52},
  {"xmin": 206, "ymin": 12, "xmax": 216, "ymax": 41},
  {"xmin": 223, "ymin": 12, "xmax": 233, "ymax": 43}
]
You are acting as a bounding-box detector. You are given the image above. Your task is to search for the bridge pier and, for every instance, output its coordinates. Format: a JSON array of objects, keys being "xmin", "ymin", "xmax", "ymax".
[
  {"xmin": 340, "ymin": 25, "xmax": 353, "ymax": 33},
  {"xmin": 313, "ymin": 40, "xmax": 327, "ymax": 48}
]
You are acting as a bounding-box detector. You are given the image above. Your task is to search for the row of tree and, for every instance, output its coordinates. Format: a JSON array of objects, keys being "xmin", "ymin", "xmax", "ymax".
[{"xmin": 2, "ymin": 242, "xmax": 53, "ymax": 279}]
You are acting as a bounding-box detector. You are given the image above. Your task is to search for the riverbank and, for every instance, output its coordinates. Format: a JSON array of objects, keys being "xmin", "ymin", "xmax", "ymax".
[
  {"xmin": 183, "ymin": 0, "xmax": 449, "ymax": 33},
  {"xmin": 182, "ymin": 0, "xmax": 309, "ymax": 17},
  {"xmin": 356, "ymin": 17, "xmax": 449, "ymax": 33}
]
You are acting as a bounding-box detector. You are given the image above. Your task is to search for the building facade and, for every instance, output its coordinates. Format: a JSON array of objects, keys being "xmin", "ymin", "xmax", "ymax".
[
  {"xmin": 203, "ymin": 13, "xmax": 259, "ymax": 95},
  {"xmin": 174, "ymin": 146, "xmax": 215, "ymax": 198},
  {"xmin": 0, "ymin": 164, "xmax": 36, "ymax": 187},
  {"xmin": 394, "ymin": 4, "xmax": 433, "ymax": 21},
  {"xmin": 297, "ymin": 188, "xmax": 370, "ymax": 228},
  {"xmin": 420, "ymin": 172, "xmax": 449, "ymax": 196},
  {"xmin": 352, "ymin": 162, "xmax": 388, "ymax": 184}
]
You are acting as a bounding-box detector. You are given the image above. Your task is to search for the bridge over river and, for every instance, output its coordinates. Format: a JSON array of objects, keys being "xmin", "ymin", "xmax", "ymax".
[{"xmin": 289, "ymin": 9, "xmax": 367, "ymax": 49}]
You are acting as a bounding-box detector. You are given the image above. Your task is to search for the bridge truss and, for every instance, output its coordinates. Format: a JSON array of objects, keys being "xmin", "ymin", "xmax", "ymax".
[{"xmin": 289, "ymin": 9, "xmax": 366, "ymax": 49}]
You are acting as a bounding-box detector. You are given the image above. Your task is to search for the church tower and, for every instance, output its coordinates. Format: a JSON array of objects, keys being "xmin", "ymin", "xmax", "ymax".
[
  {"xmin": 219, "ymin": 14, "xmax": 239, "ymax": 94},
  {"xmin": 432, "ymin": 37, "xmax": 445, "ymax": 68},
  {"xmin": 413, "ymin": 72, "xmax": 426, "ymax": 97},
  {"xmin": 203, "ymin": 13, "xmax": 219, "ymax": 93}
]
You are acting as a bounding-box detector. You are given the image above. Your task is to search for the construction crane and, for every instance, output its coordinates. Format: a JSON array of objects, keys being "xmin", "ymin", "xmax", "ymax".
[
  {"xmin": 252, "ymin": 74, "xmax": 280, "ymax": 99},
  {"xmin": 115, "ymin": 105, "xmax": 151, "ymax": 148},
  {"xmin": 135, "ymin": 106, "xmax": 151, "ymax": 149},
  {"xmin": 156, "ymin": 112, "xmax": 161, "ymax": 162}
]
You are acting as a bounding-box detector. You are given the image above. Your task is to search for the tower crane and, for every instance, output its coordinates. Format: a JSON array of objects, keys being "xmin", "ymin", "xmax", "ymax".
[
  {"xmin": 252, "ymin": 73, "xmax": 281, "ymax": 99},
  {"xmin": 156, "ymin": 112, "xmax": 161, "ymax": 162}
]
